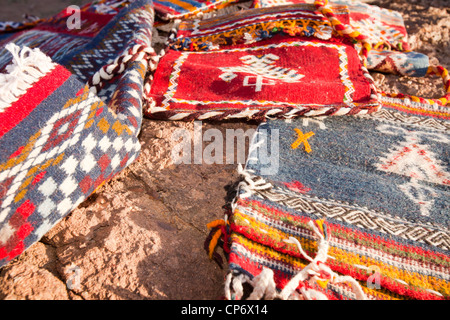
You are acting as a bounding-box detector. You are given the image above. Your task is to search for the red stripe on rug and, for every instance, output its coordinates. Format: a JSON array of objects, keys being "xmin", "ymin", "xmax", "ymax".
[{"xmin": 0, "ymin": 64, "xmax": 72, "ymax": 139}]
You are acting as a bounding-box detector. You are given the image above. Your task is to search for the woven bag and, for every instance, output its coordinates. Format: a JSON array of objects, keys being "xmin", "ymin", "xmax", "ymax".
[
  {"xmin": 145, "ymin": 2, "xmax": 382, "ymax": 121},
  {"xmin": 206, "ymin": 0, "xmax": 450, "ymax": 300}
]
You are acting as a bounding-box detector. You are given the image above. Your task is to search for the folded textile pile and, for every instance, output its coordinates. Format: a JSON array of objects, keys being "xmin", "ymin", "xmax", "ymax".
[
  {"xmin": 0, "ymin": 0, "xmax": 157, "ymax": 268},
  {"xmin": 0, "ymin": 0, "xmax": 448, "ymax": 301},
  {"xmin": 246, "ymin": 0, "xmax": 431, "ymax": 78}
]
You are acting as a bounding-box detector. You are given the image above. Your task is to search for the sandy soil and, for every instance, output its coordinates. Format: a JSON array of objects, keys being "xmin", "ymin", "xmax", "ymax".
[{"xmin": 0, "ymin": 0, "xmax": 448, "ymax": 300}]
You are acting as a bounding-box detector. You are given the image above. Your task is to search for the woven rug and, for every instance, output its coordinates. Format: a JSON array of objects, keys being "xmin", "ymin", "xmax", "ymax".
[
  {"xmin": 145, "ymin": 4, "xmax": 381, "ymax": 121},
  {"xmin": 0, "ymin": 0, "xmax": 157, "ymax": 267},
  {"xmin": 170, "ymin": 3, "xmax": 345, "ymax": 48},
  {"xmin": 251, "ymin": 0, "xmax": 410, "ymax": 51},
  {"xmin": 207, "ymin": 92, "xmax": 450, "ymax": 300}
]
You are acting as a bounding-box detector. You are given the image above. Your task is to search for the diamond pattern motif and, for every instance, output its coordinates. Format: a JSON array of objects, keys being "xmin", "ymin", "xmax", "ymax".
[{"xmin": 0, "ymin": 0, "xmax": 153, "ymax": 268}]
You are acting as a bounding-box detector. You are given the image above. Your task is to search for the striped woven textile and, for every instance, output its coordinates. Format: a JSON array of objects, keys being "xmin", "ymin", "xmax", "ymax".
[{"xmin": 208, "ymin": 94, "xmax": 450, "ymax": 300}]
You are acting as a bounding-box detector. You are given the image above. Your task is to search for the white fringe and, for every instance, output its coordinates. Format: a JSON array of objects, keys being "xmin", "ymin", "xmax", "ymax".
[
  {"xmin": 235, "ymin": 163, "xmax": 273, "ymax": 200},
  {"xmin": 0, "ymin": 43, "xmax": 56, "ymax": 113},
  {"xmin": 225, "ymin": 219, "xmax": 368, "ymax": 300}
]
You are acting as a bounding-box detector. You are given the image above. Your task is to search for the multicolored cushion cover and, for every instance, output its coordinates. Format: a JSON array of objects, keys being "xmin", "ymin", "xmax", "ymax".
[
  {"xmin": 0, "ymin": 0, "xmax": 155, "ymax": 267},
  {"xmin": 212, "ymin": 95, "xmax": 449, "ymax": 300},
  {"xmin": 145, "ymin": 4, "xmax": 381, "ymax": 121}
]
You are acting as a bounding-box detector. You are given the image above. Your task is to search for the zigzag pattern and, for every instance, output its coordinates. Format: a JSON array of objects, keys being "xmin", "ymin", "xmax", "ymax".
[
  {"xmin": 161, "ymin": 52, "xmax": 189, "ymax": 109},
  {"xmin": 358, "ymin": 107, "xmax": 450, "ymax": 132},
  {"xmin": 251, "ymin": 183, "xmax": 450, "ymax": 251},
  {"xmin": 69, "ymin": 20, "xmax": 133, "ymax": 79},
  {"xmin": 183, "ymin": 5, "xmax": 330, "ymax": 37}
]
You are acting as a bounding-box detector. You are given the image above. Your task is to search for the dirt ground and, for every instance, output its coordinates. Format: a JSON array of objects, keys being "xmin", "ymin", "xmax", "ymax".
[{"xmin": 0, "ymin": 0, "xmax": 449, "ymax": 300}]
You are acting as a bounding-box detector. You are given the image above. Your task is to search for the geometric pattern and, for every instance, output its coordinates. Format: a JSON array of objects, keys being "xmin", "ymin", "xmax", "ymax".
[
  {"xmin": 0, "ymin": 0, "xmax": 154, "ymax": 108},
  {"xmin": 63, "ymin": 5, "xmax": 154, "ymax": 84},
  {"xmin": 218, "ymin": 54, "xmax": 305, "ymax": 92},
  {"xmin": 171, "ymin": 4, "xmax": 343, "ymax": 51},
  {"xmin": 0, "ymin": 93, "xmax": 96, "ymax": 220},
  {"xmin": 251, "ymin": 0, "xmax": 410, "ymax": 51},
  {"xmin": 147, "ymin": 37, "xmax": 380, "ymax": 121},
  {"xmin": 373, "ymin": 124, "xmax": 449, "ymax": 217},
  {"xmin": 366, "ymin": 50, "xmax": 430, "ymax": 78},
  {"xmin": 252, "ymin": 182, "xmax": 450, "ymax": 251},
  {"xmin": 153, "ymin": 0, "xmax": 243, "ymax": 20},
  {"xmin": 357, "ymin": 107, "xmax": 450, "ymax": 133},
  {"xmin": 215, "ymin": 94, "xmax": 450, "ymax": 300},
  {"xmin": 0, "ymin": 82, "xmax": 141, "ymax": 266},
  {"xmin": 229, "ymin": 196, "xmax": 450, "ymax": 299}
]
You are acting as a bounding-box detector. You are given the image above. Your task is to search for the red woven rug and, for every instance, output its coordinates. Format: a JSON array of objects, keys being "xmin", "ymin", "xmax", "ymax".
[{"xmin": 146, "ymin": 5, "xmax": 381, "ymax": 121}]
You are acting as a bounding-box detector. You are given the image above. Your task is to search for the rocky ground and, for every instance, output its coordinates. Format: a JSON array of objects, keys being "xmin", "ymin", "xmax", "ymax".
[{"xmin": 0, "ymin": 0, "xmax": 448, "ymax": 300}]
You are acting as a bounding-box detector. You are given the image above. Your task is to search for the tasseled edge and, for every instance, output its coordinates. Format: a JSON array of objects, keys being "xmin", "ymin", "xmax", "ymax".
[
  {"xmin": 204, "ymin": 216, "xmax": 231, "ymax": 268},
  {"xmin": 0, "ymin": 43, "xmax": 56, "ymax": 113},
  {"xmin": 206, "ymin": 165, "xmax": 368, "ymax": 300},
  {"xmin": 224, "ymin": 219, "xmax": 369, "ymax": 301}
]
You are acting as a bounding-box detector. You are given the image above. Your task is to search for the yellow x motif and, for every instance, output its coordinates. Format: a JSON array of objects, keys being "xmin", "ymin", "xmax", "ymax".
[{"xmin": 291, "ymin": 128, "xmax": 315, "ymax": 153}]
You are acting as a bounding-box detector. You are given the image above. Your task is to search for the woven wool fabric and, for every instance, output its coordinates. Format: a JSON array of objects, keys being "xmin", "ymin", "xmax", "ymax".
[
  {"xmin": 0, "ymin": 0, "xmax": 155, "ymax": 102},
  {"xmin": 153, "ymin": 0, "xmax": 244, "ymax": 20},
  {"xmin": 0, "ymin": 1, "xmax": 123, "ymax": 72},
  {"xmin": 170, "ymin": 3, "xmax": 346, "ymax": 49},
  {"xmin": 367, "ymin": 50, "xmax": 430, "ymax": 78},
  {"xmin": 212, "ymin": 95, "xmax": 450, "ymax": 300},
  {"xmin": 0, "ymin": 0, "xmax": 156, "ymax": 268},
  {"xmin": 0, "ymin": 46, "xmax": 142, "ymax": 268},
  {"xmin": 146, "ymin": 4, "xmax": 381, "ymax": 121},
  {"xmin": 251, "ymin": 0, "xmax": 410, "ymax": 51}
]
